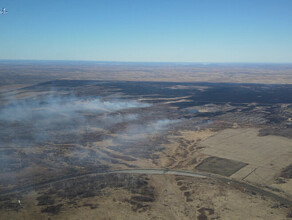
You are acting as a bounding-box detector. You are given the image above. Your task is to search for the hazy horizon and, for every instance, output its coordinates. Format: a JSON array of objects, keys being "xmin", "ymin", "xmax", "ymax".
[{"xmin": 1, "ymin": 59, "xmax": 292, "ymax": 65}]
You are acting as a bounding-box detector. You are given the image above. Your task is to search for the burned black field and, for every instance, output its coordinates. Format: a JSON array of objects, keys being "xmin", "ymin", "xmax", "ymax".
[
  {"xmin": 24, "ymin": 80, "xmax": 292, "ymax": 104},
  {"xmin": 0, "ymin": 80, "xmax": 292, "ymax": 219}
]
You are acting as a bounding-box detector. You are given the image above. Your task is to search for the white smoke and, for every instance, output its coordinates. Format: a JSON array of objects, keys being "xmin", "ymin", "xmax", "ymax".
[{"xmin": 0, "ymin": 95, "xmax": 150, "ymax": 121}]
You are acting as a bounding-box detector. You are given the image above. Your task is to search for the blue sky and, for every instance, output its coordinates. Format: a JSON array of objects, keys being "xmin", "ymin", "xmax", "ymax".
[{"xmin": 0, "ymin": 0, "xmax": 292, "ymax": 62}]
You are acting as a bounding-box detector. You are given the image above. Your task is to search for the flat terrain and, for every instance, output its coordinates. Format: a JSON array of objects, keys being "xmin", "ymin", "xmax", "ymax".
[
  {"xmin": 200, "ymin": 128, "xmax": 292, "ymax": 187},
  {"xmin": 195, "ymin": 156, "xmax": 248, "ymax": 177},
  {"xmin": 1, "ymin": 61, "xmax": 292, "ymax": 87},
  {"xmin": 0, "ymin": 62, "xmax": 291, "ymax": 219}
]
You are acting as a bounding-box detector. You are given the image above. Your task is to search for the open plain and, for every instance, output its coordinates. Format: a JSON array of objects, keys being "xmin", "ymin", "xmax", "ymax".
[{"xmin": 0, "ymin": 62, "xmax": 291, "ymax": 219}]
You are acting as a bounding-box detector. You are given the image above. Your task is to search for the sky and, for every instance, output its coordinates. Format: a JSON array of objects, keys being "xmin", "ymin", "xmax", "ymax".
[{"xmin": 0, "ymin": 0, "xmax": 292, "ymax": 63}]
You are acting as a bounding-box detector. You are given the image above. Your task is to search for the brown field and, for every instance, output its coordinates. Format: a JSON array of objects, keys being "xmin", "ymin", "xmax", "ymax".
[
  {"xmin": 200, "ymin": 128, "xmax": 292, "ymax": 189},
  {"xmin": 0, "ymin": 62, "xmax": 291, "ymax": 219},
  {"xmin": 1, "ymin": 62, "xmax": 292, "ymax": 87},
  {"xmin": 1, "ymin": 174, "xmax": 290, "ymax": 220}
]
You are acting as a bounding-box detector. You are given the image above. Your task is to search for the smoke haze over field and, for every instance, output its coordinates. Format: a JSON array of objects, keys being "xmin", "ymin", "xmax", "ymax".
[
  {"xmin": 0, "ymin": 91, "xmax": 182, "ymax": 188},
  {"xmin": 0, "ymin": 95, "xmax": 150, "ymax": 121},
  {"xmin": 0, "ymin": 93, "xmax": 178, "ymax": 148}
]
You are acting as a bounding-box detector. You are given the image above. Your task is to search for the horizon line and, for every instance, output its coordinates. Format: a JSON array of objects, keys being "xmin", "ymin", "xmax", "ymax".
[{"xmin": 0, "ymin": 58, "xmax": 292, "ymax": 65}]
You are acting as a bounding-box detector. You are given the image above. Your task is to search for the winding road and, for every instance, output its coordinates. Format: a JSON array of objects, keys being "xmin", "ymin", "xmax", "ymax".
[
  {"xmin": 1, "ymin": 168, "xmax": 291, "ymax": 206},
  {"xmin": 109, "ymin": 168, "xmax": 207, "ymax": 178}
]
